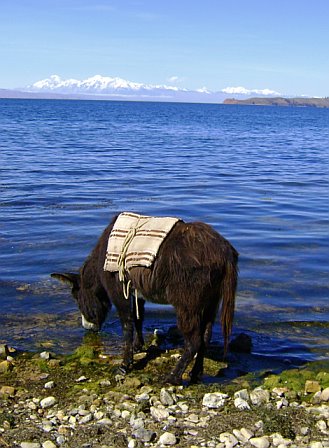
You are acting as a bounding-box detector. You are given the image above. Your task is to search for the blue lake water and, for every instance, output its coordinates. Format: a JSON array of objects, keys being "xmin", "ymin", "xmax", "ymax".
[{"xmin": 0, "ymin": 99, "xmax": 328, "ymax": 366}]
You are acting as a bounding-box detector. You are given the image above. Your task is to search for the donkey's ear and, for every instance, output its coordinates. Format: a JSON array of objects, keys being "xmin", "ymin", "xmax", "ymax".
[{"xmin": 51, "ymin": 272, "xmax": 80, "ymax": 287}]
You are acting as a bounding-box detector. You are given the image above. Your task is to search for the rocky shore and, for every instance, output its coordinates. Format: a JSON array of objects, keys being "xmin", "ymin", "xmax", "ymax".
[{"xmin": 0, "ymin": 339, "xmax": 329, "ymax": 448}]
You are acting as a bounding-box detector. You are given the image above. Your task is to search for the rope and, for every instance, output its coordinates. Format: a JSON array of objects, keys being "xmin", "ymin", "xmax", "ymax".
[{"xmin": 117, "ymin": 218, "xmax": 145, "ymax": 319}]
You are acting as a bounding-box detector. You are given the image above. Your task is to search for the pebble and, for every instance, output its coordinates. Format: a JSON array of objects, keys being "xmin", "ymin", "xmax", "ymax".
[
  {"xmin": 234, "ymin": 389, "xmax": 250, "ymax": 401},
  {"xmin": 133, "ymin": 427, "xmax": 156, "ymax": 442},
  {"xmin": 250, "ymin": 388, "xmax": 270, "ymax": 406},
  {"xmin": 160, "ymin": 388, "xmax": 175, "ymax": 406},
  {"xmin": 219, "ymin": 432, "xmax": 239, "ymax": 446},
  {"xmin": 234, "ymin": 397, "xmax": 251, "ymax": 410},
  {"xmin": 158, "ymin": 431, "xmax": 177, "ymax": 445},
  {"xmin": 20, "ymin": 444, "xmax": 41, "ymax": 448},
  {"xmin": 44, "ymin": 381, "xmax": 55, "ymax": 389},
  {"xmin": 1, "ymin": 353, "xmax": 327, "ymax": 448},
  {"xmin": 40, "ymin": 396, "xmax": 57, "ymax": 409},
  {"xmin": 42, "ymin": 442, "xmax": 57, "ymax": 448},
  {"xmin": 0, "ymin": 385, "xmax": 16, "ymax": 396},
  {"xmin": 249, "ymin": 436, "xmax": 270, "ymax": 448},
  {"xmin": 150, "ymin": 406, "xmax": 170, "ymax": 421},
  {"xmin": 321, "ymin": 387, "xmax": 329, "ymax": 402},
  {"xmin": 202, "ymin": 392, "xmax": 229, "ymax": 409}
]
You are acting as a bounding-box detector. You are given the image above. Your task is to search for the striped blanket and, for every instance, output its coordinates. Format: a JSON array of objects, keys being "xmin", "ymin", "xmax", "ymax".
[{"xmin": 103, "ymin": 212, "xmax": 180, "ymax": 272}]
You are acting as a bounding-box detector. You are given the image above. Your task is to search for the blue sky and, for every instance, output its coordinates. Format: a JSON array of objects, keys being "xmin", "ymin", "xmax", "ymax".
[{"xmin": 1, "ymin": 0, "xmax": 328, "ymax": 96}]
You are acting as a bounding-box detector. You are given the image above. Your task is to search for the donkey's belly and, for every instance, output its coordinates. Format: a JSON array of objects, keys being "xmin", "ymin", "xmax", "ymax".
[{"xmin": 140, "ymin": 290, "xmax": 168, "ymax": 305}]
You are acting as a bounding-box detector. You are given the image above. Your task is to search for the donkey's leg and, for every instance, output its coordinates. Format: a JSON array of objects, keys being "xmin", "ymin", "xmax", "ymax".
[
  {"xmin": 133, "ymin": 297, "xmax": 145, "ymax": 352},
  {"xmin": 190, "ymin": 298, "xmax": 220, "ymax": 383},
  {"xmin": 189, "ymin": 321, "xmax": 212, "ymax": 383},
  {"xmin": 116, "ymin": 297, "xmax": 134, "ymax": 372},
  {"xmin": 165, "ymin": 307, "xmax": 203, "ymax": 385}
]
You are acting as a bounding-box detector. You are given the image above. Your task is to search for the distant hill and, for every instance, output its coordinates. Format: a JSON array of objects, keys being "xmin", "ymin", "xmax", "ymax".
[{"xmin": 223, "ymin": 97, "xmax": 329, "ymax": 108}]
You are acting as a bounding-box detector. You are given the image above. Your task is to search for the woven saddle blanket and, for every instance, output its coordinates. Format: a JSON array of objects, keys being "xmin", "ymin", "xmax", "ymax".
[{"xmin": 104, "ymin": 212, "xmax": 180, "ymax": 272}]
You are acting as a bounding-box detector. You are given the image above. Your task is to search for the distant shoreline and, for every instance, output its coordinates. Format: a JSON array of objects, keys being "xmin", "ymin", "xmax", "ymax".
[
  {"xmin": 223, "ymin": 97, "xmax": 329, "ymax": 108},
  {"xmin": 1, "ymin": 89, "xmax": 329, "ymax": 107}
]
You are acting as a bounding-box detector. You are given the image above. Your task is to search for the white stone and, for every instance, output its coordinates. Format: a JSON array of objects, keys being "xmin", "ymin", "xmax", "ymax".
[
  {"xmin": 276, "ymin": 398, "xmax": 289, "ymax": 409},
  {"xmin": 150, "ymin": 406, "xmax": 170, "ymax": 421},
  {"xmin": 44, "ymin": 381, "xmax": 55, "ymax": 389},
  {"xmin": 310, "ymin": 443, "xmax": 324, "ymax": 448},
  {"xmin": 97, "ymin": 418, "xmax": 113, "ymax": 425},
  {"xmin": 40, "ymin": 396, "xmax": 57, "ymax": 409},
  {"xmin": 316, "ymin": 419, "xmax": 327, "ymax": 432},
  {"xmin": 21, "ymin": 444, "xmax": 41, "ymax": 448},
  {"xmin": 160, "ymin": 388, "xmax": 175, "ymax": 406},
  {"xmin": 40, "ymin": 351, "xmax": 51, "ymax": 360},
  {"xmin": 250, "ymin": 436, "xmax": 270, "ymax": 448},
  {"xmin": 250, "ymin": 388, "xmax": 270, "ymax": 406},
  {"xmin": 240, "ymin": 427, "xmax": 254, "ymax": 440},
  {"xmin": 202, "ymin": 392, "xmax": 229, "ymax": 409},
  {"xmin": 135, "ymin": 392, "xmax": 150, "ymax": 402},
  {"xmin": 219, "ymin": 432, "xmax": 238, "ymax": 447},
  {"xmin": 234, "ymin": 389, "xmax": 250, "ymax": 401},
  {"xmin": 234, "ymin": 397, "xmax": 251, "ymax": 410},
  {"xmin": 271, "ymin": 433, "xmax": 290, "ymax": 447},
  {"xmin": 321, "ymin": 387, "xmax": 329, "ymax": 402},
  {"xmin": 121, "ymin": 410, "xmax": 130, "ymax": 419},
  {"xmin": 76, "ymin": 375, "xmax": 88, "ymax": 382},
  {"xmin": 158, "ymin": 432, "xmax": 177, "ymax": 445},
  {"xmin": 94, "ymin": 411, "xmax": 104, "ymax": 420},
  {"xmin": 233, "ymin": 429, "xmax": 247, "ymax": 443},
  {"xmin": 79, "ymin": 413, "xmax": 93, "ymax": 424},
  {"xmin": 42, "ymin": 442, "xmax": 57, "ymax": 448}
]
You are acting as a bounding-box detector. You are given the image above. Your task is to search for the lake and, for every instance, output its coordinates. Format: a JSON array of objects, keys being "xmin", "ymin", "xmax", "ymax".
[{"xmin": 0, "ymin": 99, "xmax": 328, "ymax": 368}]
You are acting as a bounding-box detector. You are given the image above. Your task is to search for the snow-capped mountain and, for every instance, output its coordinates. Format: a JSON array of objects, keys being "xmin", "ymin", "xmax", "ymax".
[
  {"xmin": 24, "ymin": 75, "xmax": 282, "ymax": 103},
  {"xmin": 28, "ymin": 75, "xmax": 187, "ymax": 96}
]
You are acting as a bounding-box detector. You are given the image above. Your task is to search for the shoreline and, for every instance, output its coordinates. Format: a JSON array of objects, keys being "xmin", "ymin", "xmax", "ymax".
[{"xmin": 1, "ymin": 338, "xmax": 329, "ymax": 448}]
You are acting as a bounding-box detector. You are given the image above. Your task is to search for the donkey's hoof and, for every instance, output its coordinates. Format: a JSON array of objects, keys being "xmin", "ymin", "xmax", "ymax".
[
  {"xmin": 114, "ymin": 365, "xmax": 128, "ymax": 377},
  {"xmin": 163, "ymin": 373, "xmax": 182, "ymax": 386}
]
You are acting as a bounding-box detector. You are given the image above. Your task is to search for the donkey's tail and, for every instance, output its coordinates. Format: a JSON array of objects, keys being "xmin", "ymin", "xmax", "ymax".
[{"xmin": 220, "ymin": 248, "xmax": 239, "ymax": 357}]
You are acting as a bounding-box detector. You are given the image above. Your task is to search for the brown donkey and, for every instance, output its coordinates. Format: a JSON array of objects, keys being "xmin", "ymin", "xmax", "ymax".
[{"xmin": 52, "ymin": 213, "xmax": 238, "ymax": 384}]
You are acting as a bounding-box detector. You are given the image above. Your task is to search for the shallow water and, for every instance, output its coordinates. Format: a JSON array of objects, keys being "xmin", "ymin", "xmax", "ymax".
[{"xmin": 0, "ymin": 99, "xmax": 328, "ymax": 364}]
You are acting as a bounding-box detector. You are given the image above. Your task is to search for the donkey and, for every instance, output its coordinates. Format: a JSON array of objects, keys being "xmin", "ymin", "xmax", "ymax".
[{"xmin": 52, "ymin": 213, "xmax": 238, "ymax": 384}]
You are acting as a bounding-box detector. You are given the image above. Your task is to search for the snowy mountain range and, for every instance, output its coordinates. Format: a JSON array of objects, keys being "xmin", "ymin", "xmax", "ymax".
[
  {"xmin": 21, "ymin": 74, "xmax": 282, "ymax": 103},
  {"xmin": 0, "ymin": 74, "xmax": 285, "ymax": 103}
]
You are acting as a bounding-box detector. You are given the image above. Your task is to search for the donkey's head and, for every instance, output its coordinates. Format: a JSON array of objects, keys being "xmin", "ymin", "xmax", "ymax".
[{"xmin": 51, "ymin": 269, "xmax": 110, "ymax": 332}]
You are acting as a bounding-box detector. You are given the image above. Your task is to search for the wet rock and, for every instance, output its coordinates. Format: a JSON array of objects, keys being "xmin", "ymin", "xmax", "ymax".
[
  {"xmin": 158, "ymin": 431, "xmax": 177, "ymax": 445},
  {"xmin": 202, "ymin": 392, "xmax": 229, "ymax": 409},
  {"xmin": 40, "ymin": 396, "xmax": 57, "ymax": 409},
  {"xmin": 229, "ymin": 333, "xmax": 252, "ymax": 353}
]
